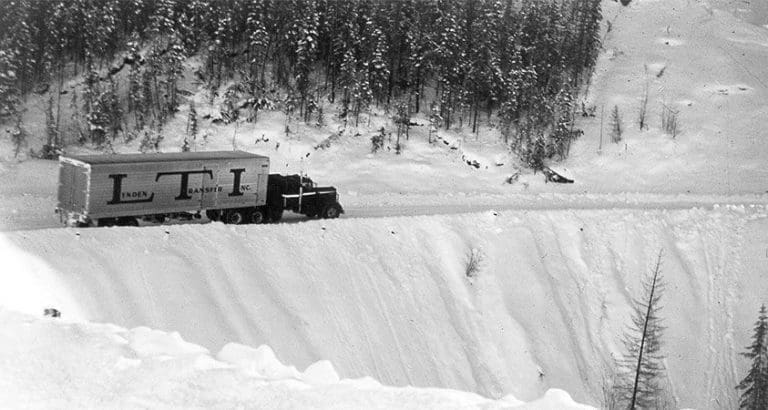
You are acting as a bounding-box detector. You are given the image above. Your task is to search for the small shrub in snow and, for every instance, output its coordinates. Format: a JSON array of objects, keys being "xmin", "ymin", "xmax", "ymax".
[
  {"xmin": 8, "ymin": 117, "xmax": 27, "ymax": 158},
  {"xmin": 464, "ymin": 248, "xmax": 483, "ymax": 278},
  {"xmin": 371, "ymin": 127, "xmax": 385, "ymax": 153},
  {"xmin": 661, "ymin": 104, "xmax": 680, "ymax": 138},
  {"xmin": 220, "ymin": 88, "xmax": 239, "ymax": 124},
  {"xmin": 43, "ymin": 308, "xmax": 61, "ymax": 318},
  {"xmin": 314, "ymin": 132, "xmax": 342, "ymax": 150},
  {"xmin": 609, "ymin": 105, "xmax": 623, "ymax": 143},
  {"xmin": 638, "ymin": 69, "xmax": 650, "ymax": 131},
  {"xmin": 139, "ymin": 129, "xmax": 163, "ymax": 153}
]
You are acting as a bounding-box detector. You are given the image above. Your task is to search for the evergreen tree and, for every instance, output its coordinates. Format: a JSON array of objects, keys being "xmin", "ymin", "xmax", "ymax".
[
  {"xmin": 369, "ymin": 27, "xmax": 390, "ymax": 105},
  {"xmin": 43, "ymin": 94, "xmax": 60, "ymax": 158},
  {"xmin": 0, "ymin": 0, "xmax": 605, "ymax": 165},
  {"xmin": 736, "ymin": 304, "xmax": 768, "ymax": 410},
  {"xmin": 246, "ymin": 0, "xmax": 270, "ymax": 85},
  {"xmin": 0, "ymin": 40, "xmax": 20, "ymax": 119},
  {"xmin": 292, "ymin": 0, "xmax": 319, "ymax": 121},
  {"xmin": 187, "ymin": 101, "xmax": 198, "ymax": 141},
  {"xmin": 614, "ymin": 250, "xmax": 669, "ymax": 409}
]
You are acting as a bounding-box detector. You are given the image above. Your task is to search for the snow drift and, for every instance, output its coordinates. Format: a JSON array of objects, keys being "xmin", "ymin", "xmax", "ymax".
[
  {"xmin": 0, "ymin": 309, "xmax": 593, "ymax": 409},
  {"xmin": 3, "ymin": 206, "xmax": 767, "ymax": 408}
]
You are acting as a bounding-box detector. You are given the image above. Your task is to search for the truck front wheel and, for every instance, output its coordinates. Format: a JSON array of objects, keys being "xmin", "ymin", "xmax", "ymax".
[
  {"xmin": 224, "ymin": 209, "xmax": 245, "ymax": 225},
  {"xmin": 248, "ymin": 208, "xmax": 265, "ymax": 224},
  {"xmin": 321, "ymin": 203, "xmax": 342, "ymax": 219}
]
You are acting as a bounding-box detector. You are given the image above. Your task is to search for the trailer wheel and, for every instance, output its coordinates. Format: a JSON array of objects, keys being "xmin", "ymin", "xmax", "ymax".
[
  {"xmin": 248, "ymin": 208, "xmax": 265, "ymax": 224},
  {"xmin": 224, "ymin": 209, "xmax": 245, "ymax": 225},
  {"xmin": 205, "ymin": 210, "xmax": 221, "ymax": 221},
  {"xmin": 321, "ymin": 203, "xmax": 342, "ymax": 219}
]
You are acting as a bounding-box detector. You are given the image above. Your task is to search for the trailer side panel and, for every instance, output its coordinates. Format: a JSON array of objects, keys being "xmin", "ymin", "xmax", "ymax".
[{"xmin": 57, "ymin": 152, "xmax": 270, "ymax": 221}]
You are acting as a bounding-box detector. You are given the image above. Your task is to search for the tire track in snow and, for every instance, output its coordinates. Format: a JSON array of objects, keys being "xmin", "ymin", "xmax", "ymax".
[
  {"xmin": 527, "ymin": 221, "xmax": 594, "ymax": 396},
  {"xmin": 363, "ymin": 263, "xmax": 414, "ymax": 387},
  {"xmin": 697, "ymin": 219, "xmax": 739, "ymax": 410}
]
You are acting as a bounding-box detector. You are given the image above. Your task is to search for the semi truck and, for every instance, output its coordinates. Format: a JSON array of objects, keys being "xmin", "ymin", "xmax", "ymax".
[{"xmin": 56, "ymin": 151, "xmax": 343, "ymax": 227}]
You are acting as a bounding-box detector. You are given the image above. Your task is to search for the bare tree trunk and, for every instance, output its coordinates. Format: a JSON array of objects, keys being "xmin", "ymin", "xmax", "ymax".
[{"xmin": 55, "ymin": 62, "xmax": 64, "ymax": 146}]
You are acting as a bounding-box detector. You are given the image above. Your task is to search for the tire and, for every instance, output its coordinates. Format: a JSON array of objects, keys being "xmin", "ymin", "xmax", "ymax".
[
  {"xmin": 117, "ymin": 217, "xmax": 139, "ymax": 227},
  {"xmin": 321, "ymin": 203, "xmax": 342, "ymax": 219},
  {"xmin": 97, "ymin": 218, "xmax": 117, "ymax": 227},
  {"xmin": 205, "ymin": 210, "xmax": 221, "ymax": 221},
  {"xmin": 224, "ymin": 209, "xmax": 245, "ymax": 225},
  {"xmin": 248, "ymin": 208, "xmax": 265, "ymax": 224},
  {"xmin": 268, "ymin": 207, "xmax": 283, "ymax": 223}
]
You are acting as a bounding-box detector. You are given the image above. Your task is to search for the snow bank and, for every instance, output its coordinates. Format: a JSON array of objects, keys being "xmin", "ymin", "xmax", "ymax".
[
  {"xmin": 0, "ymin": 309, "xmax": 593, "ymax": 409},
  {"xmin": 3, "ymin": 206, "xmax": 766, "ymax": 408}
]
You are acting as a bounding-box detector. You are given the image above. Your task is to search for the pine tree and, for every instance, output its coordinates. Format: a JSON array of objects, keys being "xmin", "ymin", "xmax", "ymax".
[
  {"xmin": 42, "ymin": 94, "xmax": 60, "ymax": 158},
  {"xmin": 369, "ymin": 27, "xmax": 390, "ymax": 105},
  {"xmin": 736, "ymin": 304, "xmax": 768, "ymax": 410},
  {"xmin": 186, "ymin": 101, "xmax": 198, "ymax": 151},
  {"xmin": 428, "ymin": 101, "xmax": 442, "ymax": 144},
  {"xmin": 292, "ymin": 0, "xmax": 319, "ymax": 120},
  {"xmin": 0, "ymin": 41, "xmax": 20, "ymax": 119},
  {"xmin": 393, "ymin": 99, "xmax": 410, "ymax": 153},
  {"xmin": 69, "ymin": 88, "xmax": 85, "ymax": 144},
  {"xmin": 614, "ymin": 250, "xmax": 669, "ymax": 409},
  {"xmin": 246, "ymin": 0, "xmax": 270, "ymax": 85}
]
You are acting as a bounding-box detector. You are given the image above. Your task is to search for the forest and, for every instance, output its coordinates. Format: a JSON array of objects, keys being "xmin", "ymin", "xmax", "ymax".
[{"xmin": 0, "ymin": 0, "xmax": 602, "ymax": 166}]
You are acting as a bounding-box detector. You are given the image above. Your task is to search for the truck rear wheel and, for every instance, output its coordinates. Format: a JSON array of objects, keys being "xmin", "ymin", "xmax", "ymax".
[
  {"xmin": 224, "ymin": 209, "xmax": 245, "ymax": 225},
  {"xmin": 321, "ymin": 203, "xmax": 342, "ymax": 219},
  {"xmin": 248, "ymin": 208, "xmax": 265, "ymax": 224},
  {"xmin": 117, "ymin": 217, "xmax": 139, "ymax": 227},
  {"xmin": 268, "ymin": 208, "xmax": 283, "ymax": 223},
  {"xmin": 97, "ymin": 218, "xmax": 117, "ymax": 227},
  {"xmin": 205, "ymin": 210, "xmax": 221, "ymax": 221}
]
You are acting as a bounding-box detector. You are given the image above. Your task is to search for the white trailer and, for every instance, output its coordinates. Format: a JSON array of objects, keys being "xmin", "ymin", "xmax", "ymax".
[{"xmin": 56, "ymin": 151, "xmax": 270, "ymax": 226}]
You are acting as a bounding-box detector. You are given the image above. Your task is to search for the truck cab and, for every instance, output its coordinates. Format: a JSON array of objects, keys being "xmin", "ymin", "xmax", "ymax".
[{"xmin": 266, "ymin": 174, "xmax": 344, "ymax": 222}]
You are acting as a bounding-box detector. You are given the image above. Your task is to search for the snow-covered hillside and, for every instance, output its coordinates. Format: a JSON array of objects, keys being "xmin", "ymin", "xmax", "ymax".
[
  {"xmin": 4, "ymin": 206, "xmax": 767, "ymax": 408},
  {"xmin": 1, "ymin": 0, "xmax": 767, "ymax": 408},
  {"xmin": 567, "ymin": 0, "xmax": 768, "ymax": 194}
]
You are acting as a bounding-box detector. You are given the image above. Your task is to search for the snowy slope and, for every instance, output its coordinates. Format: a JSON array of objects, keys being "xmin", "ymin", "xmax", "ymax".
[
  {"xmin": 0, "ymin": 309, "xmax": 594, "ymax": 409},
  {"xmin": 4, "ymin": 206, "xmax": 767, "ymax": 408},
  {"xmin": 569, "ymin": 0, "xmax": 768, "ymax": 194}
]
